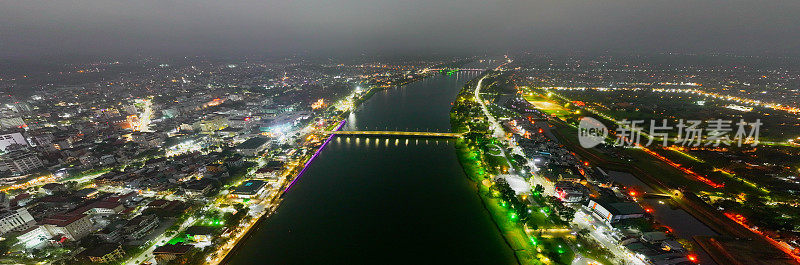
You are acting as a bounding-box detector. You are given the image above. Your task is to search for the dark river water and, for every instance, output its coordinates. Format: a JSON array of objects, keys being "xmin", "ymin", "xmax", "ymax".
[{"xmin": 227, "ymin": 63, "xmax": 518, "ymax": 264}]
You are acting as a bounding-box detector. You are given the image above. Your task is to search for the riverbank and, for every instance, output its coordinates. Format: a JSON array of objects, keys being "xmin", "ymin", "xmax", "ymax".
[
  {"xmin": 449, "ymin": 75, "xmax": 579, "ymax": 265},
  {"xmin": 453, "ymin": 139, "xmax": 538, "ymax": 265}
]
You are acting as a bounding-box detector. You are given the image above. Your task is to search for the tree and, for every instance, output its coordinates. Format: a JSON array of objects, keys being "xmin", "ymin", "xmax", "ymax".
[{"xmin": 0, "ymin": 236, "xmax": 18, "ymax": 254}]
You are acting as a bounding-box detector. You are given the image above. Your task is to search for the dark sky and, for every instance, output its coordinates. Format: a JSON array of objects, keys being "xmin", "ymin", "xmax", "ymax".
[{"xmin": 1, "ymin": 0, "xmax": 799, "ymax": 60}]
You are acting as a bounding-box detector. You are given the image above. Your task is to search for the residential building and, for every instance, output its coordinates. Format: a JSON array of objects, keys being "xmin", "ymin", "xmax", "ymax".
[
  {"xmin": 0, "ymin": 207, "xmax": 35, "ymax": 235},
  {"xmin": 39, "ymin": 213, "xmax": 93, "ymax": 241},
  {"xmin": 1, "ymin": 150, "xmax": 44, "ymax": 175},
  {"xmin": 124, "ymin": 214, "xmax": 159, "ymax": 240},
  {"xmin": 131, "ymin": 132, "xmax": 164, "ymax": 148}
]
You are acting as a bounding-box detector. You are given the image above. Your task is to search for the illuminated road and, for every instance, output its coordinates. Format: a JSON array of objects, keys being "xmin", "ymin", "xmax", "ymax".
[
  {"xmin": 136, "ymin": 98, "xmax": 154, "ymax": 132},
  {"xmin": 573, "ymin": 209, "xmax": 647, "ymax": 265},
  {"xmin": 474, "ymin": 75, "xmax": 505, "ymax": 139},
  {"xmin": 473, "ymin": 74, "xmax": 520, "ymax": 172}
]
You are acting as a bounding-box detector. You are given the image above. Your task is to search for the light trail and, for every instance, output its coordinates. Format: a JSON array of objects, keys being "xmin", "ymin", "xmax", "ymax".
[
  {"xmin": 544, "ymin": 86, "xmax": 800, "ymax": 115},
  {"xmin": 725, "ymin": 212, "xmax": 800, "ymax": 263},
  {"xmin": 640, "ymin": 146, "xmax": 724, "ymax": 188}
]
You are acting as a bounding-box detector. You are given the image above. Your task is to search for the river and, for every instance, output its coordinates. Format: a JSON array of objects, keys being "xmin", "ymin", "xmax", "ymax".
[{"xmin": 227, "ymin": 62, "xmax": 518, "ymax": 264}]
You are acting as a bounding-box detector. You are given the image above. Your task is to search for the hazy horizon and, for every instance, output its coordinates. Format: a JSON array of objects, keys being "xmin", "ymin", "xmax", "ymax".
[{"xmin": 2, "ymin": 0, "xmax": 800, "ymax": 61}]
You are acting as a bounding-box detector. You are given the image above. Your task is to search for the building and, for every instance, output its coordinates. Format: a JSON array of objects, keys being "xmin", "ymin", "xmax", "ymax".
[
  {"xmin": 29, "ymin": 133, "xmax": 53, "ymax": 149},
  {"xmin": 235, "ymin": 137, "xmax": 269, "ymax": 156},
  {"xmin": 587, "ymin": 200, "xmax": 646, "ymax": 224},
  {"xmin": 224, "ymin": 156, "xmax": 246, "ymax": 168},
  {"xmin": 183, "ymin": 179, "xmax": 215, "ymax": 197},
  {"xmin": 124, "ymin": 214, "xmax": 159, "ymax": 240},
  {"xmin": 184, "ymin": 226, "xmax": 218, "ymax": 242},
  {"xmin": 227, "ymin": 116, "xmax": 254, "ymax": 129},
  {"xmin": 555, "ymin": 182, "xmax": 587, "ymax": 203},
  {"xmin": 204, "ymin": 163, "xmax": 225, "ymax": 174},
  {"xmin": 75, "ymin": 188, "xmax": 99, "ymax": 199},
  {"xmin": 78, "ymin": 154, "xmax": 99, "ymax": 165},
  {"xmin": 16, "ymin": 226, "xmax": 50, "ymax": 249},
  {"xmin": 85, "ymin": 243, "xmax": 125, "ymax": 263},
  {"xmin": 254, "ymin": 160, "xmax": 284, "ymax": 179},
  {"xmin": 10, "ymin": 193, "xmax": 32, "ymax": 207},
  {"xmin": 162, "ymin": 108, "xmax": 180, "ymax": 118},
  {"xmin": 102, "ymin": 191, "xmax": 142, "ymax": 206},
  {"xmin": 72, "ymin": 201, "xmax": 125, "ymax": 215},
  {"xmin": 99, "ymin": 154, "xmax": 116, "ymax": 165},
  {"xmin": 193, "ymin": 114, "xmax": 227, "ymax": 132},
  {"xmin": 0, "ymin": 207, "xmax": 35, "ymax": 235},
  {"xmin": 153, "ymin": 243, "xmax": 193, "ymax": 263},
  {"xmin": 96, "ymin": 219, "xmax": 127, "ymax": 243},
  {"xmin": 0, "ymin": 116, "xmax": 25, "ymax": 129},
  {"xmin": 1, "ymin": 150, "xmax": 44, "ymax": 175},
  {"xmin": 131, "ymin": 132, "xmax": 165, "ymax": 148},
  {"xmin": 39, "ymin": 213, "xmax": 93, "ymax": 241},
  {"xmin": 0, "ymin": 192, "xmax": 8, "ymax": 209},
  {"xmin": 0, "ymin": 132, "xmax": 28, "ymax": 151},
  {"xmin": 231, "ymin": 180, "xmax": 268, "ymax": 199},
  {"xmin": 123, "ymin": 104, "xmax": 138, "ymax": 115},
  {"xmin": 40, "ymin": 183, "xmax": 68, "ymax": 195}
]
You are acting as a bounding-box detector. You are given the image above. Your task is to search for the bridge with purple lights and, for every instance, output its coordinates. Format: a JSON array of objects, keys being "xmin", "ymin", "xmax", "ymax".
[{"xmin": 320, "ymin": 130, "xmax": 462, "ymax": 138}]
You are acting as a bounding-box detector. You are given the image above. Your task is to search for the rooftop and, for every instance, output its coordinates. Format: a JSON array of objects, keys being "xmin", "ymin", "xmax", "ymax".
[
  {"xmin": 607, "ymin": 202, "xmax": 646, "ymax": 215},
  {"xmin": 236, "ymin": 137, "xmax": 268, "ymax": 150},
  {"xmin": 233, "ymin": 180, "xmax": 267, "ymax": 195},
  {"xmin": 40, "ymin": 214, "xmax": 87, "ymax": 227},
  {"xmin": 153, "ymin": 243, "xmax": 193, "ymax": 255}
]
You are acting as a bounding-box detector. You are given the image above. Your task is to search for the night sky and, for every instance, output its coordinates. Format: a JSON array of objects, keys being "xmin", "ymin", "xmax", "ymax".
[{"xmin": 1, "ymin": 0, "xmax": 799, "ymax": 59}]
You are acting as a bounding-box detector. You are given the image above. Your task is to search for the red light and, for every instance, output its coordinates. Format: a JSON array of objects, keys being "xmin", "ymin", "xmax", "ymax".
[
  {"xmin": 687, "ymin": 254, "xmax": 698, "ymax": 263},
  {"xmin": 629, "ymin": 191, "xmax": 637, "ymax": 196},
  {"xmin": 584, "ymin": 161, "xmax": 589, "ymax": 166},
  {"xmin": 538, "ymin": 128, "xmax": 543, "ymax": 133},
  {"xmin": 645, "ymin": 208, "xmax": 653, "ymax": 213}
]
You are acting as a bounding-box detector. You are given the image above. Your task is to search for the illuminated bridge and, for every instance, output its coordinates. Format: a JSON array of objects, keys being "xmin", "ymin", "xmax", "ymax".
[
  {"xmin": 426, "ymin": 68, "xmax": 486, "ymax": 72},
  {"xmin": 320, "ymin": 131, "xmax": 463, "ymax": 138}
]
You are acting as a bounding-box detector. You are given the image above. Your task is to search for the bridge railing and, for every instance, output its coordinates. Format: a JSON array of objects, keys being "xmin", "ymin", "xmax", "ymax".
[{"xmin": 318, "ymin": 130, "xmax": 462, "ymax": 138}]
